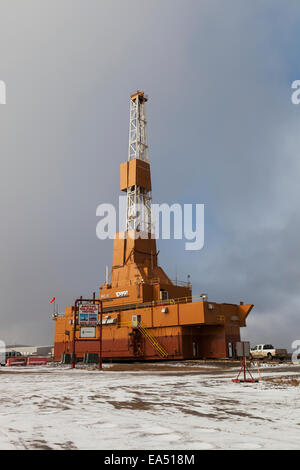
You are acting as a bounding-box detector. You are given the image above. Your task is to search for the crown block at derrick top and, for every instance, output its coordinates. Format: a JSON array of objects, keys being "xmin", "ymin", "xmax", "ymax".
[{"xmin": 120, "ymin": 159, "xmax": 152, "ymax": 191}]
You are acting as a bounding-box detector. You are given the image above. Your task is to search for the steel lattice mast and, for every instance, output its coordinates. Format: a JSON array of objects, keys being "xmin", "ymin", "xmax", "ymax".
[{"xmin": 126, "ymin": 91, "xmax": 153, "ymax": 234}]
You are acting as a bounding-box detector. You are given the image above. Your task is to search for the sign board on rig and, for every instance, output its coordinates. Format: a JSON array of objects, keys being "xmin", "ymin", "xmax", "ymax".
[
  {"xmin": 79, "ymin": 304, "xmax": 99, "ymax": 325},
  {"xmin": 80, "ymin": 327, "xmax": 96, "ymax": 338}
]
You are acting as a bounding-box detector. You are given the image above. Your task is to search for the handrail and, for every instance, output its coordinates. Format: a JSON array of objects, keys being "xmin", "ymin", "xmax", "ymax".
[
  {"xmin": 170, "ymin": 279, "xmax": 192, "ymax": 288},
  {"xmin": 100, "ymin": 277, "xmax": 192, "ymax": 289},
  {"xmin": 105, "ymin": 294, "xmax": 205, "ymax": 313},
  {"xmin": 137, "ymin": 323, "xmax": 168, "ymax": 358},
  {"xmin": 116, "ymin": 321, "xmax": 168, "ymax": 357},
  {"xmin": 54, "ymin": 295, "xmax": 206, "ymax": 320}
]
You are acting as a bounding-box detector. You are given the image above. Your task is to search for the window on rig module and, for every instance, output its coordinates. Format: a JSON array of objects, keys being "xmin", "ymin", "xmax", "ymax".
[{"xmin": 160, "ymin": 290, "xmax": 169, "ymax": 301}]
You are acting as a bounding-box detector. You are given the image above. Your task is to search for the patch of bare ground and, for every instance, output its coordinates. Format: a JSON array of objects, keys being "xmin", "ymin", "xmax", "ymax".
[
  {"xmin": 37, "ymin": 399, "xmax": 71, "ymax": 411},
  {"xmin": 55, "ymin": 440, "xmax": 77, "ymax": 450},
  {"xmin": 105, "ymin": 361, "xmax": 239, "ymax": 373},
  {"xmin": 214, "ymin": 398, "xmax": 240, "ymax": 406},
  {"xmin": 263, "ymin": 377, "xmax": 300, "ymax": 387},
  {"xmin": 27, "ymin": 439, "xmax": 53, "ymax": 450},
  {"xmin": 107, "ymin": 364, "xmax": 197, "ymax": 372},
  {"xmin": 214, "ymin": 408, "xmax": 271, "ymax": 421},
  {"xmin": 0, "ymin": 369, "xmax": 52, "ymax": 375},
  {"xmin": 108, "ymin": 398, "xmax": 156, "ymax": 410},
  {"xmin": 175, "ymin": 406, "xmax": 223, "ymax": 420},
  {"xmin": 88, "ymin": 394, "xmax": 107, "ymax": 401}
]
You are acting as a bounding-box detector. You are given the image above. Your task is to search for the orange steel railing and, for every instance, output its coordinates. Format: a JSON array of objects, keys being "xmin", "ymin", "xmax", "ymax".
[
  {"xmin": 55, "ymin": 295, "xmax": 208, "ymax": 320},
  {"xmin": 101, "ymin": 277, "xmax": 192, "ymax": 289},
  {"xmin": 118, "ymin": 293, "xmax": 205, "ymax": 310},
  {"xmin": 137, "ymin": 323, "xmax": 168, "ymax": 358},
  {"xmin": 108, "ymin": 294, "xmax": 208, "ymax": 314},
  {"xmin": 116, "ymin": 320, "xmax": 168, "ymax": 357}
]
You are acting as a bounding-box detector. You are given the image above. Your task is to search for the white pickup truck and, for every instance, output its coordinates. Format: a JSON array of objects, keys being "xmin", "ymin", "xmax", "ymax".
[{"xmin": 250, "ymin": 344, "xmax": 287, "ymax": 361}]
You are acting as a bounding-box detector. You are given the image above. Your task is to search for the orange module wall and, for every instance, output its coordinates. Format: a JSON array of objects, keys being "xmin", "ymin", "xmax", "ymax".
[{"xmin": 54, "ymin": 294, "xmax": 253, "ymax": 361}]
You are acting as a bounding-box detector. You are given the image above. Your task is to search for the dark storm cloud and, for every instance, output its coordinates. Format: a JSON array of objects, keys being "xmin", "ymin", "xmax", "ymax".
[{"xmin": 0, "ymin": 0, "xmax": 299, "ymax": 349}]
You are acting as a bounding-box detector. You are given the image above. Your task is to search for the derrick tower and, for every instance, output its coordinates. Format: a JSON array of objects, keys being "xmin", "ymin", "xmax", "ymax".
[
  {"xmin": 126, "ymin": 91, "xmax": 152, "ymax": 234},
  {"xmin": 99, "ymin": 91, "xmax": 192, "ymax": 305}
]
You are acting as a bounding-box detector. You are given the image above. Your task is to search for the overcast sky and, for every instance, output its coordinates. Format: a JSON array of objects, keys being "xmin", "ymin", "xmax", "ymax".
[{"xmin": 0, "ymin": 0, "xmax": 300, "ymax": 349}]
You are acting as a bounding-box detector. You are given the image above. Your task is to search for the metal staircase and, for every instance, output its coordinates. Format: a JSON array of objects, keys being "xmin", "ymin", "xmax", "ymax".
[{"xmin": 137, "ymin": 323, "xmax": 168, "ymax": 358}]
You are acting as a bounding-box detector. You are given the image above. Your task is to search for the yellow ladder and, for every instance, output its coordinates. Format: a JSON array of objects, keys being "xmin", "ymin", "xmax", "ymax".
[{"xmin": 137, "ymin": 323, "xmax": 168, "ymax": 358}]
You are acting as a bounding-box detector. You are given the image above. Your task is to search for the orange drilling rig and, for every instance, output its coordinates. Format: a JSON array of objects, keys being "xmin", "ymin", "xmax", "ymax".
[{"xmin": 53, "ymin": 91, "xmax": 253, "ymax": 362}]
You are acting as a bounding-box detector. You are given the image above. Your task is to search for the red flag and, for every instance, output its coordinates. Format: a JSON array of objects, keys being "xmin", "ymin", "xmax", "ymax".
[{"xmin": 50, "ymin": 297, "xmax": 55, "ymax": 304}]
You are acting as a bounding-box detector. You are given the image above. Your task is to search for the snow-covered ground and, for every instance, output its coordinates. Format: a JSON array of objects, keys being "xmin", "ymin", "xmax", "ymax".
[{"xmin": 0, "ymin": 364, "xmax": 299, "ymax": 450}]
